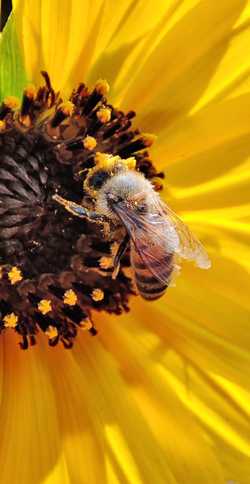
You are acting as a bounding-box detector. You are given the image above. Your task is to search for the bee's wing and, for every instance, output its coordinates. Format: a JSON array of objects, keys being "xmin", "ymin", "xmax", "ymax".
[
  {"xmin": 114, "ymin": 197, "xmax": 211, "ymax": 285},
  {"xmin": 114, "ymin": 206, "xmax": 178, "ymax": 285},
  {"xmin": 159, "ymin": 200, "xmax": 211, "ymax": 269}
]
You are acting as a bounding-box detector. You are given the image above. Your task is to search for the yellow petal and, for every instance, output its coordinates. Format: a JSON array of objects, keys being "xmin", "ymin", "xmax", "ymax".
[
  {"xmin": 0, "ymin": 333, "xmax": 65, "ymax": 483},
  {"xmin": 13, "ymin": 0, "xmax": 103, "ymax": 91},
  {"xmin": 153, "ymin": 91, "xmax": 250, "ymax": 166},
  {"xmin": 86, "ymin": 0, "xmax": 175, "ymax": 90},
  {"xmin": 192, "ymin": 4, "xmax": 250, "ymax": 109},
  {"xmin": 116, "ymin": 1, "xmax": 248, "ymax": 126},
  {"xmin": 97, "ymin": 305, "xmax": 250, "ymax": 476},
  {"xmin": 73, "ymin": 333, "xmax": 225, "ymax": 484},
  {"xmin": 158, "ymin": 138, "xmax": 250, "ymax": 214},
  {"xmin": 12, "ymin": 0, "xmax": 169, "ymax": 95},
  {"xmin": 151, "ymin": 93, "xmax": 250, "ymax": 214},
  {"xmin": 45, "ymin": 344, "xmax": 108, "ymax": 484}
]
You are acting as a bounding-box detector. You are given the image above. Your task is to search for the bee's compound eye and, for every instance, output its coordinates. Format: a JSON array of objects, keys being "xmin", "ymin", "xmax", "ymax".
[{"xmin": 88, "ymin": 170, "xmax": 110, "ymax": 190}]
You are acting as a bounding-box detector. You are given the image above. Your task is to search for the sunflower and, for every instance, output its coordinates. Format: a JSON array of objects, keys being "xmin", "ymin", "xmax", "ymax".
[{"xmin": 0, "ymin": 0, "xmax": 249, "ymax": 483}]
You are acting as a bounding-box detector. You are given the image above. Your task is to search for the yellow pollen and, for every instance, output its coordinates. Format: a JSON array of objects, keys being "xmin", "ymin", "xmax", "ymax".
[
  {"xmin": 83, "ymin": 135, "xmax": 97, "ymax": 150},
  {"xmin": 95, "ymin": 153, "xmax": 135, "ymax": 171},
  {"xmin": 24, "ymin": 84, "xmax": 36, "ymax": 99},
  {"xmin": 45, "ymin": 325, "xmax": 58, "ymax": 339},
  {"xmin": 94, "ymin": 79, "xmax": 110, "ymax": 96},
  {"xmin": 8, "ymin": 266, "xmax": 23, "ymax": 284},
  {"xmin": 0, "ymin": 120, "xmax": 6, "ymax": 131},
  {"xmin": 59, "ymin": 101, "xmax": 74, "ymax": 116},
  {"xmin": 99, "ymin": 256, "xmax": 113, "ymax": 270},
  {"xmin": 3, "ymin": 96, "xmax": 19, "ymax": 109},
  {"xmin": 79, "ymin": 318, "xmax": 93, "ymax": 331},
  {"xmin": 38, "ymin": 299, "xmax": 52, "ymax": 315},
  {"xmin": 91, "ymin": 288, "xmax": 104, "ymax": 302},
  {"xmin": 63, "ymin": 289, "xmax": 77, "ymax": 306},
  {"xmin": 3, "ymin": 312, "xmax": 18, "ymax": 328},
  {"xmin": 96, "ymin": 107, "xmax": 111, "ymax": 123},
  {"xmin": 124, "ymin": 156, "xmax": 136, "ymax": 170},
  {"xmin": 142, "ymin": 133, "xmax": 157, "ymax": 147},
  {"xmin": 95, "ymin": 152, "xmax": 119, "ymax": 169}
]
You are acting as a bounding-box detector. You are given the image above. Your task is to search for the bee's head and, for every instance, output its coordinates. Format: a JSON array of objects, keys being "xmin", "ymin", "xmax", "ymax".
[
  {"xmin": 84, "ymin": 153, "xmax": 137, "ymax": 197},
  {"xmin": 96, "ymin": 170, "xmax": 156, "ymax": 220}
]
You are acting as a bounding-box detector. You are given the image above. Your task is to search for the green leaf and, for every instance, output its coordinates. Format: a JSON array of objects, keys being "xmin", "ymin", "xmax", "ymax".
[{"xmin": 0, "ymin": 11, "xmax": 28, "ymax": 101}]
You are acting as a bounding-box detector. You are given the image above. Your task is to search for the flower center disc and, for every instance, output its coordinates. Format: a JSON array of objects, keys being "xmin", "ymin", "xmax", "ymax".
[{"xmin": 0, "ymin": 73, "xmax": 163, "ymax": 348}]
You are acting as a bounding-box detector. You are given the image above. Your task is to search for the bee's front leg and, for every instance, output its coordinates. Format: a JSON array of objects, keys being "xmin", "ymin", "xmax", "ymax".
[
  {"xmin": 52, "ymin": 194, "xmax": 105, "ymax": 224},
  {"xmin": 112, "ymin": 233, "xmax": 130, "ymax": 279}
]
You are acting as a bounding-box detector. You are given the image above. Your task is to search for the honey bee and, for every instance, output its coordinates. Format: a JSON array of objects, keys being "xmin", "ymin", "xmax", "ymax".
[{"xmin": 53, "ymin": 157, "xmax": 211, "ymax": 301}]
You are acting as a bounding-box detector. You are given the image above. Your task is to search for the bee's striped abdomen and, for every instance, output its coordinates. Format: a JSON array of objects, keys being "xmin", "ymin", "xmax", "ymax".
[{"xmin": 131, "ymin": 248, "xmax": 173, "ymax": 300}]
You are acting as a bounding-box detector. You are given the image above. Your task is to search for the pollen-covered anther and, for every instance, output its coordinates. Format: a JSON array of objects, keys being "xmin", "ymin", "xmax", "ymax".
[
  {"xmin": 122, "ymin": 267, "xmax": 134, "ymax": 279},
  {"xmin": 0, "ymin": 96, "xmax": 19, "ymax": 120},
  {"xmin": 91, "ymin": 288, "xmax": 104, "ymax": 302},
  {"xmin": 152, "ymin": 176, "xmax": 164, "ymax": 191},
  {"xmin": 8, "ymin": 266, "xmax": 23, "ymax": 285},
  {"xmin": 96, "ymin": 107, "xmax": 111, "ymax": 123},
  {"xmin": 45, "ymin": 325, "xmax": 58, "ymax": 339},
  {"xmin": 50, "ymin": 101, "xmax": 74, "ymax": 127},
  {"xmin": 83, "ymin": 135, "xmax": 97, "ymax": 150},
  {"xmin": 3, "ymin": 96, "xmax": 19, "ymax": 109},
  {"xmin": 79, "ymin": 318, "xmax": 93, "ymax": 331},
  {"xmin": 25, "ymin": 85, "xmax": 36, "ymax": 99},
  {"xmin": 38, "ymin": 299, "xmax": 52, "ymax": 315},
  {"xmin": 60, "ymin": 101, "xmax": 74, "ymax": 117},
  {"xmin": 99, "ymin": 256, "xmax": 113, "ymax": 270},
  {"xmin": 94, "ymin": 79, "xmax": 110, "ymax": 96},
  {"xmin": 63, "ymin": 289, "xmax": 78, "ymax": 306},
  {"xmin": 20, "ymin": 85, "xmax": 37, "ymax": 121},
  {"xmin": 142, "ymin": 133, "xmax": 157, "ymax": 147},
  {"xmin": 3, "ymin": 313, "xmax": 18, "ymax": 329}
]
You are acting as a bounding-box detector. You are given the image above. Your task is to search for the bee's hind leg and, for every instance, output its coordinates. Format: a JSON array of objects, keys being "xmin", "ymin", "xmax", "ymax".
[
  {"xmin": 52, "ymin": 194, "xmax": 104, "ymax": 223},
  {"xmin": 112, "ymin": 233, "xmax": 130, "ymax": 280}
]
